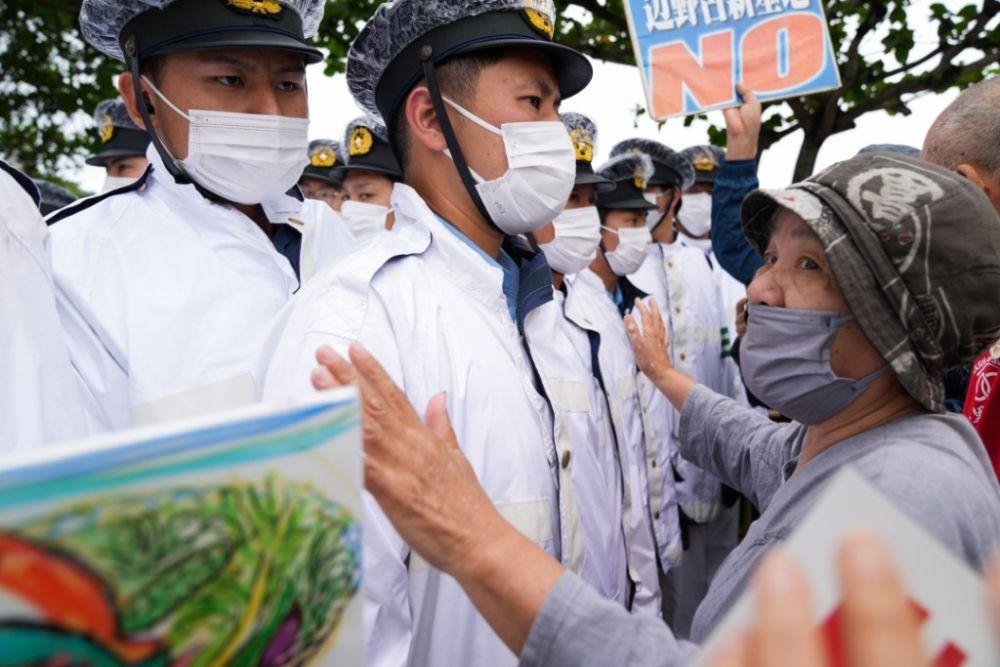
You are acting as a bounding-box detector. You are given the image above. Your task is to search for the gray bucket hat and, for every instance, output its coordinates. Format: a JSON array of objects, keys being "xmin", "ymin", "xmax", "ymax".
[{"xmin": 742, "ymin": 154, "xmax": 1000, "ymax": 413}]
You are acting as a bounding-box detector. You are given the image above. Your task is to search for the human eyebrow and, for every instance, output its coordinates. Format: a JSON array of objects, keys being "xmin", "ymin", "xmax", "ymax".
[
  {"xmin": 199, "ymin": 54, "xmax": 258, "ymax": 72},
  {"xmin": 275, "ymin": 62, "xmax": 307, "ymax": 76},
  {"xmin": 790, "ymin": 227, "xmax": 822, "ymax": 243}
]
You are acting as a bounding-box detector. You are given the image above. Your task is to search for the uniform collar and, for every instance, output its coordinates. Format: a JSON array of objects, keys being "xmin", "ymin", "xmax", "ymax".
[
  {"xmin": 439, "ymin": 216, "xmax": 521, "ymax": 321},
  {"xmin": 392, "ymin": 185, "xmax": 512, "ymax": 307}
]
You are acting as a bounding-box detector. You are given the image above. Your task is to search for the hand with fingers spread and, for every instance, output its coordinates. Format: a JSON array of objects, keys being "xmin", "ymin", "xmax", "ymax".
[
  {"xmin": 624, "ymin": 298, "xmax": 673, "ymax": 381},
  {"xmin": 314, "ymin": 343, "xmax": 505, "ymax": 576},
  {"xmin": 625, "ymin": 297, "xmax": 697, "ymax": 411},
  {"xmin": 723, "ymin": 84, "xmax": 763, "ymax": 162},
  {"xmin": 312, "ymin": 343, "xmax": 566, "ymax": 655}
]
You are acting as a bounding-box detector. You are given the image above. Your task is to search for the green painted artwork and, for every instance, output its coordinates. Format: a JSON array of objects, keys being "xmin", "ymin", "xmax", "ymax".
[{"xmin": 0, "ymin": 394, "xmax": 363, "ymax": 666}]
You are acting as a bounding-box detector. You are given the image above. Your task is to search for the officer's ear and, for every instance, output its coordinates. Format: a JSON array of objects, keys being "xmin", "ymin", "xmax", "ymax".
[
  {"xmin": 117, "ymin": 72, "xmax": 154, "ymax": 132},
  {"xmin": 404, "ymin": 86, "xmax": 447, "ymax": 155}
]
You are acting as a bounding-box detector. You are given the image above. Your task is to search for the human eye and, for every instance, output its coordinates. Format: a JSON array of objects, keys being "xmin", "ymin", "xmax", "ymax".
[{"xmin": 215, "ymin": 75, "xmax": 242, "ymax": 88}]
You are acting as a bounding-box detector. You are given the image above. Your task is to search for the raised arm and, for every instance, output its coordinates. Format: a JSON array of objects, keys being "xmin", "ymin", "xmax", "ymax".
[
  {"xmin": 625, "ymin": 298, "xmax": 798, "ymax": 509},
  {"xmin": 314, "ymin": 344, "xmax": 698, "ymax": 665},
  {"xmin": 712, "ymin": 85, "xmax": 764, "ymax": 287}
]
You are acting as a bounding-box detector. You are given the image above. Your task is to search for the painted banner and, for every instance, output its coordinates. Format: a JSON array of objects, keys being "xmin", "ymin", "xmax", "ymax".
[
  {"xmin": 624, "ymin": 0, "xmax": 842, "ymax": 119},
  {"xmin": 0, "ymin": 389, "xmax": 362, "ymax": 666},
  {"xmin": 694, "ymin": 469, "xmax": 1000, "ymax": 667}
]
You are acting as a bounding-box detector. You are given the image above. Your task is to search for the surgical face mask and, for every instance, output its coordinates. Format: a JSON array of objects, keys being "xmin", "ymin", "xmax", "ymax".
[
  {"xmin": 341, "ymin": 200, "xmax": 391, "ymax": 242},
  {"xmin": 442, "ymin": 96, "xmax": 576, "ymax": 235},
  {"xmin": 142, "ymin": 77, "xmax": 310, "ymax": 205},
  {"xmin": 540, "ymin": 206, "xmax": 602, "ymax": 275},
  {"xmin": 644, "ymin": 192, "xmax": 666, "ymax": 230},
  {"xmin": 679, "ymin": 192, "xmax": 712, "ymax": 237},
  {"xmin": 101, "ymin": 176, "xmax": 135, "ymax": 193},
  {"xmin": 602, "ymin": 225, "xmax": 652, "ymax": 276},
  {"xmin": 740, "ymin": 304, "xmax": 891, "ymax": 425}
]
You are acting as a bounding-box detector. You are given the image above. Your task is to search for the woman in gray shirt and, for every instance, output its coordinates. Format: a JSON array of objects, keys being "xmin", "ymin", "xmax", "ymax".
[{"xmin": 317, "ymin": 153, "xmax": 1000, "ymax": 666}]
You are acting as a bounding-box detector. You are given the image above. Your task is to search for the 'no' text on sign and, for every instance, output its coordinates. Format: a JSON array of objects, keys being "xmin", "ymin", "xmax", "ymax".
[{"xmin": 624, "ymin": 0, "xmax": 843, "ymax": 119}]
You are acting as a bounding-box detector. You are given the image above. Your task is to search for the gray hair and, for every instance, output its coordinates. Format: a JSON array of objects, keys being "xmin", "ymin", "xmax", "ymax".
[{"xmin": 923, "ymin": 77, "xmax": 1000, "ymax": 177}]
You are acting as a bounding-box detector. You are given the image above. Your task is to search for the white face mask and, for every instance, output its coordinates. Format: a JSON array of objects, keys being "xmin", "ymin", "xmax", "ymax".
[
  {"xmin": 644, "ymin": 192, "xmax": 665, "ymax": 230},
  {"xmin": 101, "ymin": 176, "xmax": 135, "ymax": 193},
  {"xmin": 603, "ymin": 226, "xmax": 652, "ymax": 276},
  {"xmin": 679, "ymin": 191, "xmax": 713, "ymax": 237},
  {"xmin": 540, "ymin": 206, "xmax": 602, "ymax": 276},
  {"xmin": 442, "ymin": 96, "xmax": 576, "ymax": 235},
  {"xmin": 142, "ymin": 77, "xmax": 310, "ymax": 205},
  {"xmin": 341, "ymin": 200, "xmax": 391, "ymax": 242}
]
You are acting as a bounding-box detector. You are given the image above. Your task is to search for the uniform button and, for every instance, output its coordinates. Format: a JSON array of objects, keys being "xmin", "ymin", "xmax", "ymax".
[
  {"xmin": 561, "ymin": 450, "xmax": 572, "ymax": 469},
  {"xmin": 680, "ymin": 353, "xmax": 687, "ymax": 362},
  {"xmin": 654, "ymin": 512, "xmax": 661, "ymax": 520},
  {"xmin": 651, "ymin": 459, "xmax": 658, "ymax": 469},
  {"xmin": 675, "ymin": 307, "xmax": 682, "ymax": 315},
  {"xmin": 667, "ymin": 262, "xmax": 675, "ymax": 269}
]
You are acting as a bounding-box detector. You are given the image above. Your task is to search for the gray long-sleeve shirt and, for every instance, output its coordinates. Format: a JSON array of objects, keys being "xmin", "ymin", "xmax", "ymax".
[{"xmin": 520, "ymin": 385, "xmax": 1000, "ymax": 666}]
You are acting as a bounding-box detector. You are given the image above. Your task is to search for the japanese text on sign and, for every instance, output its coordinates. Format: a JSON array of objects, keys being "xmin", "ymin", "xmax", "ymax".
[{"xmin": 624, "ymin": 0, "xmax": 842, "ymax": 119}]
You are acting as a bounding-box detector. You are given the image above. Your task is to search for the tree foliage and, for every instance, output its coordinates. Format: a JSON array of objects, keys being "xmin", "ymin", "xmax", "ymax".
[{"xmin": 1, "ymin": 0, "xmax": 998, "ymax": 185}]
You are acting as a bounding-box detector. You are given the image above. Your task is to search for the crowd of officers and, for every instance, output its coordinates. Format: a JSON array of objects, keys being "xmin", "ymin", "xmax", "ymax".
[{"xmin": 3, "ymin": 0, "xmax": 1000, "ymax": 665}]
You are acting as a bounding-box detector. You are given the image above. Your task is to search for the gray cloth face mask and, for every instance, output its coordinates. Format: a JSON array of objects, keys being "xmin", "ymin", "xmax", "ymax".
[{"xmin": 740, "ymin": 304, "xmax": 891, "ymax": 425}]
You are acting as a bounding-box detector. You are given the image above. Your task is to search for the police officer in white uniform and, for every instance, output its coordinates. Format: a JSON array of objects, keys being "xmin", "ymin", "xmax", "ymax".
[
  {"xmin": 339, "ymin": 116, "xmax": 403, "ymax": 241},
  {"xmin": 565, "ymin": 152, "xmax": 665, "ymax": 617},
  {"xmin": 613, "ymin": 138, "xmax": 736, "ymax": 638},
  {"xmin": 86, "ymin": 98, "xmax": 151, "ymax": 193},
  {"xmin": 680, "ymin": 144, "xmax": 748, "ymax": 397},
  {"xmin": 526, "ymin": 112, "xmax": 630, "ymax": 608},
  {"xmin": 299, "ymin": 138, "xmax": 346, "ymax": 213},
  {"xmin": 258, "ymin": 1, "xmax": 593, "ymax": 664},
  {"xmin": 1, "ymin": 160, "xmax": 88, "ymax": 452},
  {"xmin": 51, "ymin": 0, "xmax": 355, "ymax": 434}
]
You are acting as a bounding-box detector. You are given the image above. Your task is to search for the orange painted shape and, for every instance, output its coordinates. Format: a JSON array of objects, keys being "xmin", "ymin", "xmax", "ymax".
[
  {"xmin": 741, "ymin": 14, "xmax": 826, "ymax": 93},
  {"xmin": 0, "ymin": 534, "xmax": 162, "ymax": 662},
  {"xmin": 650, "ymin": 31, "xmax": 734, "ymax": 117}
]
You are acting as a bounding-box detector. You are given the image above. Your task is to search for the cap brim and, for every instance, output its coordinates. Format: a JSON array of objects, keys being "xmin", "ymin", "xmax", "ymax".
[
  {"xmin": 455, "ymin": 38, "xmax": 593, "ymax": 102},
  {"xmin": 342, "ymin": 164, "xmax": 403, "ymax": 181},
  {"xmin": 154, "ymin": 31, "xmax": 324, "ymax": 64},
  {"xmin": 602, "ymin": 197, "xmax": 657, "ymax": 211},
  {"xmin": 741, "ymin": 187, "xmax": 830, "ymax": 253},
  {"xmin": 575, "ymin": 172, "xmax": 616, "ymax": 193},
  {"xmin": 85, "ymin": 148, "xmax": 149, "ymax": 167},
  {"xmin": 300, "ymin": 169, "xmax": 345, "ymax": 187}
]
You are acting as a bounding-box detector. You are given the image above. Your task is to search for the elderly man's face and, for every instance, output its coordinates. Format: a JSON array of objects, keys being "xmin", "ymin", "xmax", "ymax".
[{"xmin": 748, "ymin": 210, "xmax": 885, "ymax": 380}]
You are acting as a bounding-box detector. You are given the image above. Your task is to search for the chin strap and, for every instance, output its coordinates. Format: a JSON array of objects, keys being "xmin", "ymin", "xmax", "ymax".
[
  {"xmin": 420, "ymin": 48, "xmax": 499, "ymax": 232},
  {"xmin": 125, "ymin": 39, "xmax": 234, "ymax": 205},
  {"xmin": 125, "ymin": 38, "xmax": 189, "ymax": 185}
]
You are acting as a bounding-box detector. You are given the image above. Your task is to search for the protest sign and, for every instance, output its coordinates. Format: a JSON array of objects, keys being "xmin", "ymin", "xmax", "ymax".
[
  {"xmin": 0, "ymin": 389, "xmax": 362, "ymax": 665},
  {"xmin": 624, "ymin": 0, "xmax": 842, "ymax": 119},
  {"xmin": 694, "ymin": 468, "xmax": 1000, "ymax": 667}
]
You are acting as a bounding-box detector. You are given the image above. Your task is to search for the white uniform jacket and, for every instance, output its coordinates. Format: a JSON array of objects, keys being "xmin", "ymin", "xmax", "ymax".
[
  {"xmin": 258, "ymin": 184, "xmax": 559, "ymax": 667},
  {"xmin": 523, "ymin": 288, "xmax": 629, "ymax": 605},
  {"xmin": 49, "ymin": 148, "xmax": 355, "ymax": 434},
  {"xmin": 627, "ymin": 245, "xmax": 685, "ymax": 569},
  {"xmin": 659, "ymin": 238, "xmax": 728, "ymax": 523},
  {"xmin": 0, "ymin": 161, "xmax": 87, "ymax": 452},
  {"xmin": 565, "ymin": 269, "xmax": 662, "ymax": 616}
]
